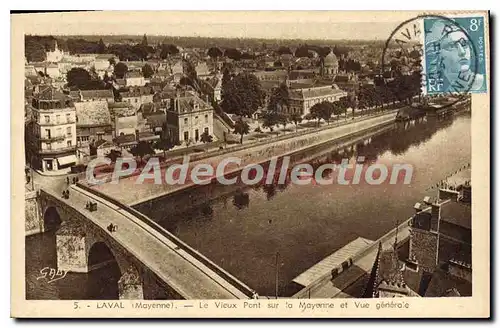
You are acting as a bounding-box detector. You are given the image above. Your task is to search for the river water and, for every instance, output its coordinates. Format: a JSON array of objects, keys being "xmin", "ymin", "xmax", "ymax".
[{"xmin": 26, "ymin": 112, "xmax": 471, "ymax": 299}]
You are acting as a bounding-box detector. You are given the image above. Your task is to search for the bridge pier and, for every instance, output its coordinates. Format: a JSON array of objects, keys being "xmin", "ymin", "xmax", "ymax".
[
  {"xmin": 118, "ymin": 266, "xmax": 144, "ymax": 300},
  {"xmin": 55, "ymin": 221, "xmax": 89, "ymax": 273}
]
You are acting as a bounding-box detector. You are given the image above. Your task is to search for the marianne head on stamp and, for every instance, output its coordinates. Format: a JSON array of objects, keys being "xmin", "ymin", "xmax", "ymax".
[{"xmin": 424, "ymin": 16, "xmax": 486, "ymax": 94}]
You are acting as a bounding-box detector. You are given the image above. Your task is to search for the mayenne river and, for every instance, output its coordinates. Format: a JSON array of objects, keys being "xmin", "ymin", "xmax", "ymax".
[{"xmin": 26, "ymin": 112, "xmax": 471, "ymax": 299}]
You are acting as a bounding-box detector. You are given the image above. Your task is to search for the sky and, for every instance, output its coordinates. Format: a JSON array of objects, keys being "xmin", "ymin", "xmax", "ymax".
[{"xmin": 14, "ymin": 11, "xmax": 415, "ymax": 40}]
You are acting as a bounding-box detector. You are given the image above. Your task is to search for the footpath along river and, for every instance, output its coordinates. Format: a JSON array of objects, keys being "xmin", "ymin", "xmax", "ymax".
[{"xmin": 25, "ymin": 112, "xmax": 471, "ymax": 299}]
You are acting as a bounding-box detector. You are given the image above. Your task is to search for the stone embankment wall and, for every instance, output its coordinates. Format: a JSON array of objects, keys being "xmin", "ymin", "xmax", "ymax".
[{"xmin": 133, "ymin": 113, "xmax": 397, "ymax": 219}]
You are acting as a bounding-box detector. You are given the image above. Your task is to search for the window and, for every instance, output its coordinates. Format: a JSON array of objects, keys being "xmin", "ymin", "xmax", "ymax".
[
  {"xmin": 66, "ymin": 127, "xmax": 72, "ymax": 136},
  {"xmin": 66, "ymin": 113, "xmax": 71, "ymax": 123},
  {"xmin": 184, "ymin": 131, "xmax": 189, "ymax": 141},
  {"xmin": 204, "ymin": 127, "xmax": 209, "ymax": 134},
  {"xmin": 184, "ymin": 118, "xmax": 188, "ymax": 125},
  {"xmin": 205, "ymin": 114, "xmax": 208, "ymax": 123},
  {"xmin": 44, "ymin": 115, "xmax": 50, "ymax": 124},
  {"xmin": 46, "ymin": 143, "xmax": 52, "ymax": 150},
  {"xmin": 45, "ymin": 129, "xmax": 51, "ymax": 139},
  {"xmin": 56, "ymin": 115, "xmax": 60, "ymax": 124},
  {"xmin": 57, "ymin": 127, "xmax": 62, "ymax": 137},
  {"xmin": 67, "ymin": 140, "xmax": 72, "ymax": 147}
]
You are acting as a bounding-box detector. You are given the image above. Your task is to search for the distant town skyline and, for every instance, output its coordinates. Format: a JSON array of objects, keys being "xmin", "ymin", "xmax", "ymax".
[{"xmin": 17, "ymin": 11, "xmax": 412, "ymax": 41}]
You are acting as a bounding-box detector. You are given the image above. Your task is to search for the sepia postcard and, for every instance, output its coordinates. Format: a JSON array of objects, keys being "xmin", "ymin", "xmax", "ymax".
[{"xmin": 11, "ymin": 10, "xmax": 490, "ymax": 318}]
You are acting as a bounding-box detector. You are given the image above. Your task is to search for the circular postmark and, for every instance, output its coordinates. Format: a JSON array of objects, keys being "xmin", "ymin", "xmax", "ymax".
[{"xmin": 381, "ymin": 14, "xmax": 479, "ymax": 110}]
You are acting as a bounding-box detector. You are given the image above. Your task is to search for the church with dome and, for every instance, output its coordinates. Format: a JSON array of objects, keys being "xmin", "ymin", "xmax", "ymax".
[{"xmin": 320, "ymin": 51, "xmax": 339, "ymax": 78}]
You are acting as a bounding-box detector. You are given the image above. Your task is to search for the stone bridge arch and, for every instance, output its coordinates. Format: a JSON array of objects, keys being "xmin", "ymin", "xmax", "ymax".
[
  {"xmin": 56, "ymin": 218, "xmax": 145, "ymax": 300},
  {"xmin": 37, "ymin": 189, "xmax": 183, "ymax": 300},
  {"xmin": 42, "ymin": 206, "xmax": 62, "ymax": 232}
]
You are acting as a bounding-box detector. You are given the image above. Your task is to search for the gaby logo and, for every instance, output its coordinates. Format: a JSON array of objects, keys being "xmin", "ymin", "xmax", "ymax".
[{"xmin": 85, "ymin": 156, "xmax": 414, "ymax": 187}]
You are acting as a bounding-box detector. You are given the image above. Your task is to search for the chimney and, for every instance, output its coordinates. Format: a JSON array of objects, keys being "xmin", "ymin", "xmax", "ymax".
[
  {"xmin": 413, "ymin": 202, "xmax": 423, "ymax": 213},
  {"xmin": 405, "ymin": 257, "xmax": 419, "ymax": 272},
  {"xmin": 461, "ymin": 185, "xmax": 471, "ymax": 203},
  {"xmin": 430, "ymin": 202, "xmax": 441, "ymax": 232}
]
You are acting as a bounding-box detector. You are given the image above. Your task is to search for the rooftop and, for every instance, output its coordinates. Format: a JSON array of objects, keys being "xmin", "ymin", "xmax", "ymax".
[
  {"xmin": 69, "ymin": 89, "xmax": 114, "ymax": 100},
  {"xmin": 126, "ymin": 71, "xmax": 144, "ymax": 79},
  {"xmin": 440, "ymin": 201, "xmax": 471, "ymax": 230},
  {"xmin": 74, "ymin": 100, "xmax": 111, "ymax": 126},
  {"xmin": 289, "ymin": 85, "xmax": 347, "ymax": 100}
]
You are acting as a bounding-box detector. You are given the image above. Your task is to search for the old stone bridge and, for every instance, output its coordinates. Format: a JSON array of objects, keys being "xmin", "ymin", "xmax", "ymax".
[{"xmin": 30, "ymin": 185, "xmax": 255, "ymax": 300}]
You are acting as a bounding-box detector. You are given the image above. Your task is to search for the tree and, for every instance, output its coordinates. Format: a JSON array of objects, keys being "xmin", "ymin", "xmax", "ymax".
[
  {"xmin": 130, "ymin": 141, "xmax": 155, "ymax": 161},
  {"xmin": 290, "ymin": 113, "xmax": 302, "ymax": 131},
  {"xmin": 221, "ymin": 63, "xmax": 233, "ymax": 90},
  {"xmin": 207, "ymin": 47, "xmax": 223, "ymax": 59},
  {"xmin": 276, "ymin": 46, "xmax": 292, "ymax": 55},
  {"xmin": 142, "ymin": 63, "xmax": 154, "ymax": 78},
  {"xmin": 221, "ymin": 72, "xmax": 264, "ymax": 117},
  {"xmin": 66, "ymin": 68, "xmax": 92, "ymax": 89},
  {"xmin": 332, "ymin": 101, "xmax": 344, "ymax": 121},
  {"xmin": 114, "ymin": 62, "xmax": 128, "ymax": 79},
  {"xmin": 103, "ymin": 71, "xmax": 112, "ymax": 84},
  {"xmin": 97, "ymin": 38, "xmax": 106, "ymax": 54},
  {"xmin": 153, "ymin": 138, "xmax": 174, "ymax": 158},
  {"xmin": 160, "ymin": 44, "xmax": 179, "ymax": 59},
  {"xmin": 224, "ymin": 48, "xmax": 242, "ymax": 61},
  {"xmin": 132, "ymin": 44, "xmax": 149, "ymax": 61},
  {"xmin": 262, "ymin": 110, "xmax": 280, "ymax": 132},
  {"xmin": 318, "ymin": 101, "xmax": 335, "ymax": 124},
  {"xmin": 309, "ymin": 103, "xmax": 326, "ymax": 127},
  {"xmin": 105, "ymin": 149, "xmax": 122, "ymax": 163},
  {"xmin": 233, "ymin": 118, "xmax": 250, "ymax": 144},
  {"xmin": 141, "ymin": 34, "xmax": 148, "ymax": 47},
  {"xmin": 200, "ymin": 131, "xmax": 213, "ymax": 143},
  {"xmin": 278, "ymin": 113, "xmax": 288, "ymax": 130},
  {"xmin": 295, "ymin": 45, "xmax": 313, "ymax": 58},
  {"xmin": 66, "ymin": 68, "xmax": 105, "ymax": 90},
  {"xmin": 267, "ymin": 83, "xmax": 289, "ymax": 112},
  {"xmin": 25, "ymin": 38, "xmax": 46, "ymax": 62}
]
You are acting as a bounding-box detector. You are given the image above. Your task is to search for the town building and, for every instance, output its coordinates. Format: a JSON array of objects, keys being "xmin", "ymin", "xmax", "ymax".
[
  {"xmin": 94, "ymin": 54, "xmax": 116, "ymax": 71},
  {"xmin": 74, "ymin": 100, "xmax": 112, "ymax": 148},
  {"xmin": 168, "ymin": 60, "xmax": 184, "ymax": 75},
  {"xmin": 195, "ymin": 62, "xmax": 211, "ymax": 79},
  {"xmin": 200, "ymin": 72, "xmax": 223, "ymax": 103},
  {"xmin": 45, "ymin": 41, "xmax": 65, "ymax": 63},
  {"xmin": 253, "ymin": 70, "xmax": 288, "ymax": 82},
  {"xmin": 287, "ymin": 84, "xmax": 348, "ymax": 117},
  {"xmin": 125, "ymin": 71, "xmax": 146, "ymax": 87},
  {"xmin": 27, "ymin": 86, "xmax": 77, "ymax": 172},
  {"xmin": 69, "ymin": 89, "xmax": 115, "ymax": 103},
  {"xmin": 320, "ymin": 51, "xmax": 339, "ymax": 78},
  {"xmin": 120, "ymin": 87, "xmax": 154, "ymax": 111},
  {"xmin": 165, "ymin": 91, "xmax": 214, "ymax": 145},
  {"xmin": 363, "ymin": 180, "xmax": 472, "ymax": 298},
  {"xmin": 333, "ymin": 73, "xmax": 360, "ymax": 94}
]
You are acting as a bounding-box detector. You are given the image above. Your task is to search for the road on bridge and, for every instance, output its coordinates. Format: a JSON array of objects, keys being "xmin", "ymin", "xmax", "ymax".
[{"xmin": 44, "ymin": 184, "xmax": 253, "ymax": 300}]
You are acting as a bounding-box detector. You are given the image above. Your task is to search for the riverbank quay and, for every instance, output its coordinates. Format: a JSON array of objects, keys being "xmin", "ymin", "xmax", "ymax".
[{"xmin": 86, "ymin": 110, "xmax": 398, "ymax": 206}]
